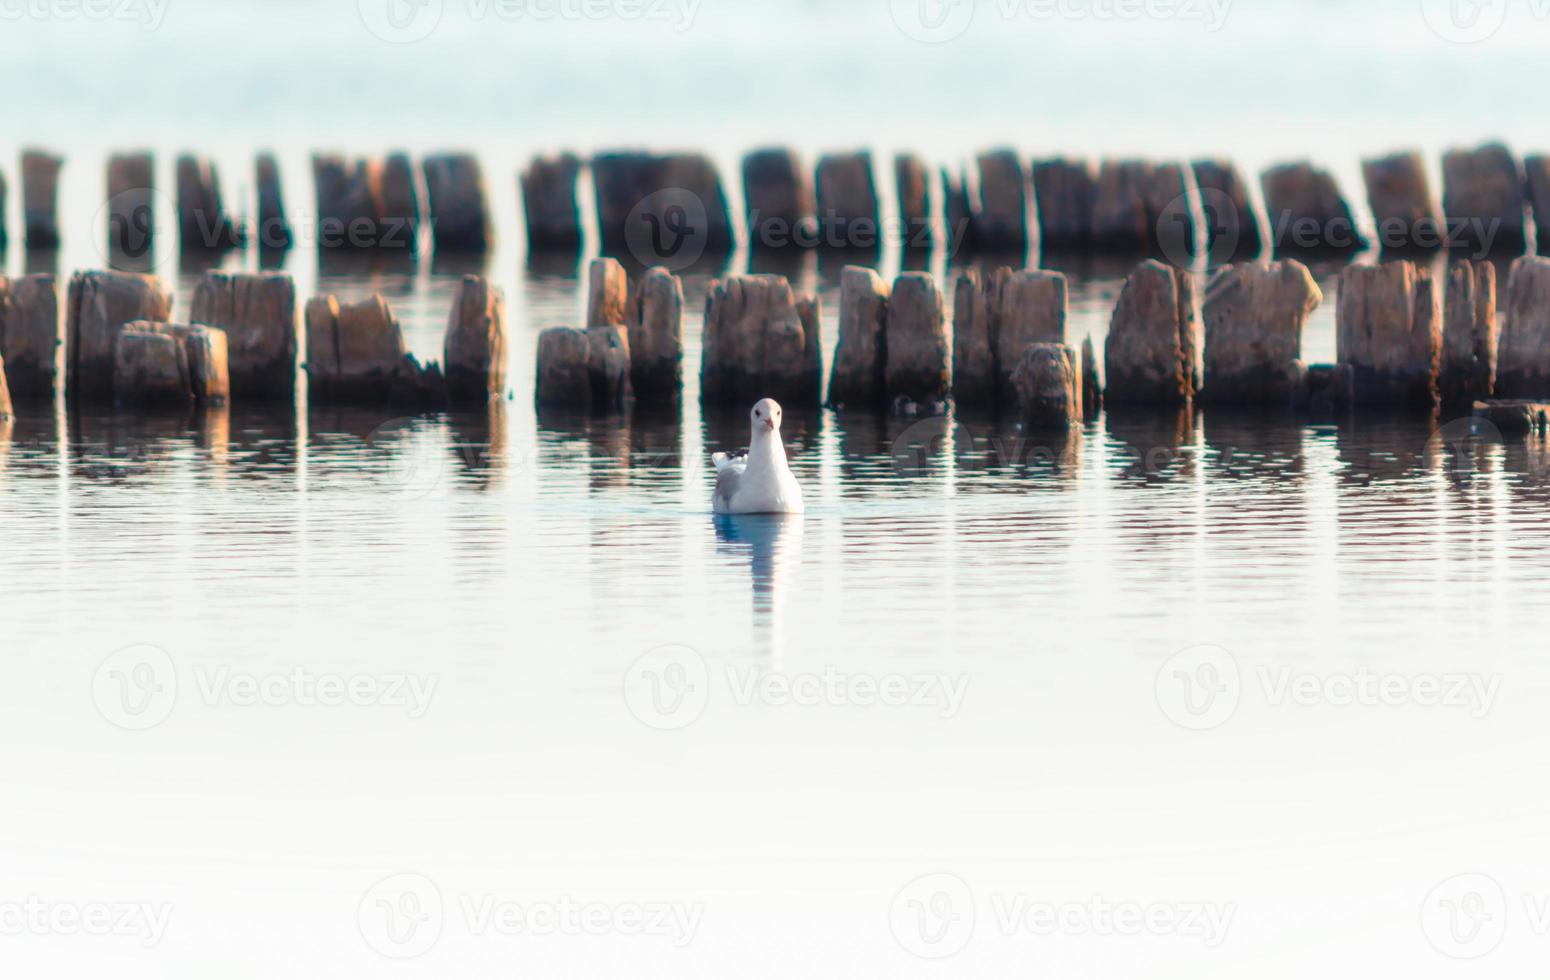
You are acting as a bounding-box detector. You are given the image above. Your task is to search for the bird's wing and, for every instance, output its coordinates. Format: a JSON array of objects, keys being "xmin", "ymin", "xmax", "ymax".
[
  {"xmin": 712, "ymin": 450, "xmax": 748, "ymax": 471},
  {"xmin": 713, "ymin": 456, "xmax": 747, "ymax": 510}
]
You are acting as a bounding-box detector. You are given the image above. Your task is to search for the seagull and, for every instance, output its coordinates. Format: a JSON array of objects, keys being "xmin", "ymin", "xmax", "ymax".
[{"xmin": 712, "ymin": 398, "xmax": 805, "ymax": 515}]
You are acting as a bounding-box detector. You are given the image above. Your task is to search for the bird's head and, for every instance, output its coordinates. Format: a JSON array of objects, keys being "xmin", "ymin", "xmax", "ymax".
[{"xmin": 751, "ymin": 398, "xmax": 783, "ymax": 435}]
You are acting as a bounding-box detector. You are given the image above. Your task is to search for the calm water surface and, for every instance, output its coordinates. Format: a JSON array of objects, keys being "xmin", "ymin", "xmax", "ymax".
[
  {"xmin": 7, "ymin": 1, "xmax": 1550, "ymax": 975},
  {"xmin": 6, "ymin": 239, "xmax": 1550, "ymax": 978}
]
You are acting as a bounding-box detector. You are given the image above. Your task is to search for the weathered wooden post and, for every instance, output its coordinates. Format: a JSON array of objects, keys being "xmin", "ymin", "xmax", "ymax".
[
  {"xmin": 994, "ymin": 269, "xmax": 1068, "ymax": 408},
  {"xmin": 1092, "ymin": 160, "xmax": 1153, "ymax": 251},
  {"xmin": 1012, "ymin": 343, "xmax": 1081, "ymax": 429},
  {"xmin": 521, "ymin": 153, "xmax": 582, "ymax": 250},
  {"xmin": 190, "ymin": 271, "xmax": 299, "ymax": 398},
  {"xmin": 444, "ymin": 275, "xmax": 507, "ymax": 404},
  {"xmin": 971, "ymin": 149, "xmax": 1029, "ymax": 252},
  {"xmin": 627, "ymin": 266, "xmax": 684, "ymax": 403},
  {"xmin": 256, "ymin": 152, "xmax": 292, "ymax": 251},
  {"xmin": 423, "ymin": 153, "xmax": 492, "ymax": 252},
  {"xmin": 743, "ymin": 147, "xmax": 815, "ymax": 249},
  {"xmin": 951, "ymin": 269, "xmax": 999, "ymax": 411},
  {"xmin": 305, "ymin": 295, "xmax": 437, "ymax": 404},
  {"xmin": 1033, "ymin": 158, "xmax": 1097, "ymax": 251},
  {"xmin": 662, "ymin": 153, "xmax": 735, "ymax": 252},
  {"xmin": 106, "ymin": 152, "xmax": 155, "ymax": 260},
  {"xmin": 701, "ymin": 275, "xmax": 819, "ymax": 406},
  {"xmin": 885, "ymin": 273, "xmax": 949, "ymax": 406},
  {"xmin": 113, "ymin": 322, "xmax": 229, "ymax": 408},
  {"xmin": 799, "ymin": 295, "xmax": 823, "ymax": 405},
  {"xmin": 0, "ymin": 355, "xmax": 11, "ymax": 420},
  {"xmin": 381, "ymin": 153, "xmax": 420, "ymax": 248},
  {"xmin": 815, "ymin": 152, "xmax": 879, "ymax": 251},
  {"xmin": 586, "ymin": 257, "xmax": 629, "ymax": 328},
  {"xmin": 1191, "ymin": 159, "xmax": 1261, "ymax": 261},
  {"xmin": 1439, "ymin": 261, "xmax": 1497, "ymax": 407},
  {"xmin": 590, "ymin": 152, "xmax": 651, "ymax": 251},
  {"xmin": 1262, "ymin": 161, "xmax": 1364, "ymax": 253},
  {"xmin": 22, "ymin": 150, "xmax": 63, "ymax": 249},
  {"xmin": 67, "ymin": 270, "xmax": 173, "ymax": 402},
  {"xmin": 1362, "ymin": 151, "xmax": 1442, "ymax": 251},
  {"xmin": 942, "ymin": 165, "xmax": 972, "ymax": 255},
  {"xmin": 1081, "ymin": 336, "xmax": 1101, "ymax": 417},
  {"xmin": 592, "ymin": 151, "xmax": 733, "ymax": 257},
  {"xmin": 176, "ymin": 154, "xmax": 243, "ymax": 251},
  {"xmin": 1335, "ymin": 261, "xmax": 1441, "ymax": 408},
  {"xmin": 1104, "ymin": 260, "xmax": 1199, "ymax": 405},
  {"xmin": 587, "ymin": 325, "xmax": 631, "ymax": 412},
  {"xmin": 894, "ymin": 153, "xmax": 932, "ymax": 249},
  {"xmin": 1498, "ymin": 255, "xmax": 1550, "ymax": 398},
  {"xmin": 829, "ymin": 266, "xmax": 890, "ymax": 410},
  {"xmin": 1200, "ymin": 260, "xmax": 1322, "ymax": 405},
  {"xmin": 0, "ymin": 274, "xmax": 61, "ymax": 401},
  {"xmin": 313, "ymin": 152, "xmax": 419, "ymax": 251},
  {"xmin": 1526, "ymin": 156, "xmax": 1550, "ymax": 254},
  {"xmin": 535, "ymin": 328, "xmax": 592, "ymax": 408},
  {"xmin": 1442, "ymin": 142, "xmax": 1525, "ymax": 255},
  {"xmin": 1146, "ymin": 162, "xmax": 1191, "ymax": 257}
]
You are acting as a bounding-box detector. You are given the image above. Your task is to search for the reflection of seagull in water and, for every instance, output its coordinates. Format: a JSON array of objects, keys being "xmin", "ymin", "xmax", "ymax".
[
  {"xmin": 712, "ymin": 399, "xmax": 804, "ymax": 515},
  {"xmin": 714, "ymin": 512, "xmax": 802, "ymax": 655}
]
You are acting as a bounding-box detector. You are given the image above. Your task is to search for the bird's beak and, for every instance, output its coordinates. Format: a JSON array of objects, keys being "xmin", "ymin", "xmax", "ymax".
[{"xmin": 764, "ymin": 418, "xmax": 776, "ymax": 431}]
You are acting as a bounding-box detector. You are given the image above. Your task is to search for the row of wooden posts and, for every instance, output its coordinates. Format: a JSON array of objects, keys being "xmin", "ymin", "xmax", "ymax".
[
  {"xmin": 0, "ymin": 252, "xmax": 1545, "ymax": 428},
  {"xmin": 534, "ymin": 254, "xmax": 1550, "ymax": 431},
  {"xmin": 0, "ymin": 270, "xmax": 505, "ymax": 419},
  {"xmin": 4, "ymin": 142, "xmax": 1549, "ymax": 258}
]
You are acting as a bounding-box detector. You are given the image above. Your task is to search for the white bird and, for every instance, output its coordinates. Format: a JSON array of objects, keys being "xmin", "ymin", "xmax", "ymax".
[{"xmin": 712, "ymin": 398, "xmax": 805, "ymax": 515}]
